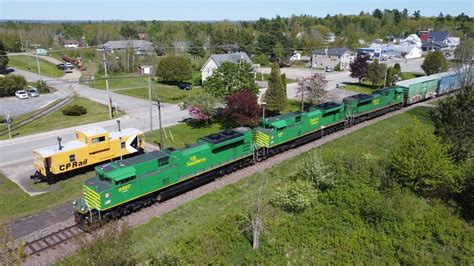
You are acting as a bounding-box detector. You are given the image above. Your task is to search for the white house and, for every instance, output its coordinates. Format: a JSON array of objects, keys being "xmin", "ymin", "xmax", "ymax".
[
  {"xmin": 64, "ymin": 40, "xmax": 80, "ymax": 48},
  {"xmin": 444, "ymin": 37, "xmax": 460, "ymax": 49},
  {"xmin": 400, "ymin": 34, "xmax": 422, "ymax": 47},
  {"xmin": 311, "ymin": 47, "xmax": 352, "ymax": 70},
  {"xmin": 394, "ymin": 45, "xmax": 422, "ymax": 59},
  {"xmin": 325, "ymin": 33, "xmax": 336, "ymax": 43},
  {"xmin": 201, "ymin": 52, "xmax": 253, "ymax": 82}
]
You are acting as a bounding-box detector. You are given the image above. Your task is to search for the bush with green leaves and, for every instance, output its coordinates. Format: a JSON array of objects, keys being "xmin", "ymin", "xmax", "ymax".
[
  {"xmin": 253, "ymin": 54, "xmax": 270, "ymax": 66},
  {"xmin": 271, "ymin": 181, "xmax": 315, "ymax": 212},
  {"xmin": 300, "ymin": 153, "xmax": 336, "ymax": 191},
  {"xmin": 0, "ymin": 75, "xmax": 27, "ymax": 97},
  {"xmin": 388, "ymin": 119, "xmax": 461, "ymax": 198},
  {"xmin": 62, "ymin": 104, "xmax": 87, "ymax": 116},
  {"xmin": 156, "ymin": 55, "xmax": 193, "ymax": 82}
]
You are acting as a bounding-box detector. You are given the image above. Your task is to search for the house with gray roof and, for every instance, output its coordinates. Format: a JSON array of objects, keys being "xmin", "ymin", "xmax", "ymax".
[
  {"xmin": 311, "ymin": 47, "xmax": 353, "ymax": 70},
  {"xmin": 102, "ymin": 40, "xmax": 154, "ymax": 54},
  {"xmin": 201, "ymin": 52, "xmax": 253, "ymax": 82}
]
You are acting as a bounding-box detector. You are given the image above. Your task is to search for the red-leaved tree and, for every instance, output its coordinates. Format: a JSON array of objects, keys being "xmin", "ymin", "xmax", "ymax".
[
  {"xmin": 223, "ymin": 91, "xmax": 260, "ymax": 127},
  {"xmin": 350, "ymin": 55, "xmax": 370, "ymax": 83}
]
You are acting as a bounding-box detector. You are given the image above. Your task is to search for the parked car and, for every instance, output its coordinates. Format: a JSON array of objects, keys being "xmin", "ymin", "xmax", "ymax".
[
  {"xmin": 177, "ymin": 82, "xmax": 192, "ymax": 90},
  {"xmin": 57, "ymin": 63, "xmax": 66, "ymax": 70},
  {"xmin": 27, "ymin": 86, "xmax": 39, "ymax": 97},
  {"xmin": 15, "ymin": 90, "xmax": 29, "ymax": 99},
  {"xmin": 325, "ymin": 66, "xmax": 334, "ymax": 72}
]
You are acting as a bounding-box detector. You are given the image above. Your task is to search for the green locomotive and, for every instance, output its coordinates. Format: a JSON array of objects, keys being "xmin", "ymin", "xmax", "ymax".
[
  {"xmin": 73, "ymin": 87, "xmax": 405, "ymax": 230},
  {"xmin": 74, "ymin": 127, "xmax": 254, "ymax": 230}
]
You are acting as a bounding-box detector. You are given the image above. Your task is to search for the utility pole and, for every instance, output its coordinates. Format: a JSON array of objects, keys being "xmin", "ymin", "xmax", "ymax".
[
  {"xmin": 6, "ymin": 111, "xmax": 12, "ymax": 139},
  {"xmin": 102, "ymin": 51, "xmax": 112, "ymax": 119},
  {"xmin": 300, "ymin": 77, "xmax": 305, "ymax": 112},
  {"xmin": 35, "ymin": 49, "xmax": 43, "ymax": 82},
  {"xmin": 148, "ymin": 77, "xmax": 153, "ymax": 131},
  {"xmin": 156, "ymin": 100, "xmax": 163, "ymax": 149}
]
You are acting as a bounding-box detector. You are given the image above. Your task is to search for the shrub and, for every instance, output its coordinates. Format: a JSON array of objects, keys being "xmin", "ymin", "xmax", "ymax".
[
  {"xmin": 271, "ymin": 181, "xmax": 315, "ymax": 212},
  {"xmin": 334, "ymin": 63, "xmax": 342, "ymax": 71},
  {"xmin": 388, "ymin": 119, "xmax": 461, "ymax": 198},
  {"xmin": 35, "ymin": 80, "xmax": 51, "ymax": 93},
  {"xmin": 300, "ymin": 153, "xmax": 336, "ymax": 191},
  {"xmin": 156, "ymin": 55, "xmax": 193, "ymax": 82},
  {"xmin": 0, "ymin": 75, "xmax": 27, "ymax": 97},
  {"xmin": 223, "ymin": 91, "xmax": 260, "ymax": 127},
  {"xmin": 253, "ymin": 54, "xmax": 270, "ymax": 66},
  {"xmin": 62, "ymin": 104, "xmax": 87, "ymax": 116}
]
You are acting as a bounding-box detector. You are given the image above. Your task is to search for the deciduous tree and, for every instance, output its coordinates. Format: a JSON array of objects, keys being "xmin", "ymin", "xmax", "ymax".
[
  {"xmin": 350, "ymin": 55, "xmax": 370, "ymax": 83},
  {"xmin": 389, "ymin": 120, "xmax": 461, "ymax": 198},
  {"xmin": 421, "ymin": 51, "xmax": 448, "ymax": 76},
  {"xmin": 180, "ymin": 92, "xmax": 219, "ymax": 124},
  {"xmin": 367, "ymin": 59, "xmax": 387, "ymax": 88},
  {"xmin": 297, "ymin": 73, "xmax": 328, "ymax": 108},
  {"xmin": 223, "ymin": 91, "xmax": 260, "ymax": 127},
  {"xmin": 156, "ymin": 55, "xmax": 193, "ymax": 82},
  {"xmin": 204, "ymin": 61, "xmax": 258, "ymax": 99}
]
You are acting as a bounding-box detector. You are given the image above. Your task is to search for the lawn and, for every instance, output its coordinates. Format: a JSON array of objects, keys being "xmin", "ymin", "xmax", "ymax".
[
  {"xmin": 399, "ymin": 72, "xmax": 422, "ymax": 80},
  {"xmin": 8, "ymin": 55, "xmax": 64, "ymax": 78},
  {"xmin": 0, "ymin": 97, "xmax": 117, "ymax": 140},
  {"xmin": 341, "ymin": 83, "xmax": 374, "ymax": 94},
  {"xmin": 62, "ymin": 106, "xmax": 473, "ymax": 264},
  {"xmin": 0, "ymin": 171, "xmax": 94, "ymax": 223},
  {"xmin": 256, "ymin": 72, "xmax": 297, "ymax": 84},
  {"xmin": 145, "ymin": 123, "xmax": 223, "ymax": 148},
  {"xmin": 89, "ymin": 73, "xmax": 203, "ymax": 103}
]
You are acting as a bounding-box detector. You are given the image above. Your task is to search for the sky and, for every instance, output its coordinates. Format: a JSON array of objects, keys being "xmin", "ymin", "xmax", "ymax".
[{"xmin": 0, "ymin": 0, "xmax": 472, "ymax": 21}]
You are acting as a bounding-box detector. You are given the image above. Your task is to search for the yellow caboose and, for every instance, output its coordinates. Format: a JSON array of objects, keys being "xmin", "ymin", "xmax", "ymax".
[{"xmin": 32, "ymin": 126, "xmax": 144, "ymax": 182}]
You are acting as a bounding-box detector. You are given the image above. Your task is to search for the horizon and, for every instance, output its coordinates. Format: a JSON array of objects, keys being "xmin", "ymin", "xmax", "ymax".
[{"xmin": 0, "ymin": 0, "xmax": 472, "ymax": 21}]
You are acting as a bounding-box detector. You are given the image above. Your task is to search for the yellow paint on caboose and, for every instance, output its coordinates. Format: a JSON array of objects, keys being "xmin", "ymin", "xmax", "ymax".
[{"xmin": 33, "ymin": 127, "xmax": 144, "ymax": 177}]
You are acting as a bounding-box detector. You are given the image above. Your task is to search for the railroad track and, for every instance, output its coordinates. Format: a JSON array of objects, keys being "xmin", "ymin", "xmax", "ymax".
[
  {"xmin": 0, "ymin": 94, "xmax": 74, "ymax": 137},
  {"xmin": 23, "ymin": 224, "xmax": 82, "ymax": 256}
]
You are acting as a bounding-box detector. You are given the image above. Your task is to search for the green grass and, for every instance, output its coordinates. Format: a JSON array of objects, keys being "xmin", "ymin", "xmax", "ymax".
[
  {"xmin": 256, "ymin": 72, "xmax": 297, "ymax": 84},
  {"xmin": 399, "ymin": 72, "xmax": 422, "ymax": 80},
  {"xmin": 145, "ymin": 123, "xmax": 223, "ymax": 148},
  {"xmin": 342, "ymin": 83, "xmax": 374, "ymax": 94},
  {"xmin": 8, "ymin": 55, "xmax": 64, "ymax": 78},
  {"xmin": 89, "ymin": 73, "xmax": 203, "ymax": 103},
  {"xmin": 0, "ymin": 171, "xmax": 94, "ymax": 223},
  {"xmin": 0, "ymin": 97, "xmax": 118, "ymax": 140},
  {"xmin": 61, "ymin": 106, "xmax": 473, "ymax": 264}
]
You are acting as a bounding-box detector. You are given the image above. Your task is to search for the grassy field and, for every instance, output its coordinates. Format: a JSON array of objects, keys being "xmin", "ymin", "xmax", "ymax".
[
  {"xmin": 145, "ymin": 123, "xmax": 223, "ymax": 148},
  {"xmin": 0, "ymin": 97, "xmax": 117, "ymax": 140},
  {"xmin": 89, "ymin": 74, "xmax": 203, "ymax": 103},
  {"xmin": 8, "ymin": 55, "xmax": 64, "ymax": 78},
  {"xmin": 256, "ymin": 72, "xmax": 297, "ymax": 84},
  {"xmin": 0, "ymin": 171, "xmax": 94, "ymax": 223},
  {"xmin": 62, "ymin": 106, "xmax": 473, "ymax": 264},
  {"xmin": 342, "ymin": 83, "xmax": 374, "ymax": 94}
]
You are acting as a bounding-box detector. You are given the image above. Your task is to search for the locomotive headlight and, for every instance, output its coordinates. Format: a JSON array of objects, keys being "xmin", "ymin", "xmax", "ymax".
[{"xmin": 80, "ymin": 207, "xmax": 85, "ymax": 212}]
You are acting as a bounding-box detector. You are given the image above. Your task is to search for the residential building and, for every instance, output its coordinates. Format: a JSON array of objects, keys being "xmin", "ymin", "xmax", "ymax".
[
  {"xmin": 399, "ymin": 34, "xmax": 422, "ymax": 47},
  {"xmin": 422, "ymin": 41, "xmax": 449, "ymax": 51},
  {"xmin": 427, "ymin": 31, "xmax": 449, "ymax": 43},
  {"xmin": 102, "ymin": 40, "xmax": 154, "ymax": 54},
  {"xmin": 357, "ymin": 43, "xmax": 422, "ymax": 59},
  {"xmin": 395, "ymin": 45, "xmax": 422, "ymax": 59},
  {"xmin": 311, "ymin": 47, "xmax": 352, "ymax": 70},
  {"xmin": 64, "ymin": 40, "xmax": 80, "ymax": 48},
  {"xmin": 325, "ymin": 33, "xmax": 336, "ymax": 43},
  {"xmin": 444, "ymin": 37, "xmax": 460, "ymax": 49},
  {"xmin": 201, "ymin": 52, "xmax": 253, "ymax": 82}
]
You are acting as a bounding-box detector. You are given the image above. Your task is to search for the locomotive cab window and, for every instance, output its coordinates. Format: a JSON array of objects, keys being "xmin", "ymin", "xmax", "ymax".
[
  {"xmin": 121, "ymin": 142, "xmax": 126, "ymax": 149},
  {"xmin": 295, "ymin": 116, "xmax": 301, "ymax": 123},
  {"xmin": 92, "ymin": 136, "xmax": 106, "ymax": 144},
  {"xmin": 69, "ymin": 154, "xmax": 76, "ymax": 162},
  {"xmin": 116, "ymin": 176, "xmax": 136, "ymax": 186},
  {"xmin": 158, "ymin": 157, "xmax": 169, "ymax": 167},
  {"xmin": 276, "ymin": 127, "xmax": 285, "ymax": 132}
]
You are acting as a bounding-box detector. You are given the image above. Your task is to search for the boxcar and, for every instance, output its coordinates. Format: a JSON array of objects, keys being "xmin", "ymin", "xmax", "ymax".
[{"xmin": 396, "ymin": 75, "xmax": 440, "ymax": 104}]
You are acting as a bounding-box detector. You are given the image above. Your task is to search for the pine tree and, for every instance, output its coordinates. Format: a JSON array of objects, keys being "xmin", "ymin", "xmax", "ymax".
[
  {"xmin": 0, "ymin": 41, "xmax": 8, "ymax": 73},
  {"xmin": 264, "ymin": 62, "xmax": 287, "ymax": 113}
]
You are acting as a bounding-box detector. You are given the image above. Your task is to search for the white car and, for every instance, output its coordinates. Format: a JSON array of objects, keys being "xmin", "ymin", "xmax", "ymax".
[
  {"xmin": 15, "ymin": 90, "xmax": 29, "ymax": 99},
  {"xmin": 27, "ymin": 86, "xmax": 39, "ymax": 97}
]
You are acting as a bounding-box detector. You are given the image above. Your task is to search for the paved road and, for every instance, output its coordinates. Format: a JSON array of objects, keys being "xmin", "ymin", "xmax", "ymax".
[
  {"xmin": 258, "ymin": 57, "xmax": 425, "ymax": 101},
  {"xmin": 0, "ymin": 58, "xmax": 188, "ymax": 171}
]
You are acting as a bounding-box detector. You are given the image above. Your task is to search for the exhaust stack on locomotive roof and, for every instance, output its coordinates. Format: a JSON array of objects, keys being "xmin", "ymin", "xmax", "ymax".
[{"xmin": 57, "ymin": 137, "xmax": 63, "ymax": 151}]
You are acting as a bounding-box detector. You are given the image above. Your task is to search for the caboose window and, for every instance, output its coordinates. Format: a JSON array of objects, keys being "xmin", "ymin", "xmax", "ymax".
[
  {"xmin": 92, "ymin": 136, "xmax": 106, "ymax": 143},
  {"xmin": 69, "ymin": 154, "xmax": 76, "ymax": 162}
]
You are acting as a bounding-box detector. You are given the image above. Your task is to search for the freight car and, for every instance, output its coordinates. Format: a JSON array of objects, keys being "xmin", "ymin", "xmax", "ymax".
[
  {"xmin": 73, "ymin": 127, "xmax": 254, "ymax": 230},
  {"xmin": 396, "ymin": 75, "xmax": 439, "ymax": 104},
  {"xmin": 73, "ymin": 87, "xmax": 406, "ymax": 230},
  {"xmin": 32, "ymin": 126, "xmax": 144, "ymax": 182}
]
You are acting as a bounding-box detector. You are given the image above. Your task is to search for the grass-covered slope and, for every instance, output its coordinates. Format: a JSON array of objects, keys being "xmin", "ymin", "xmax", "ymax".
[{"xmin": 62, "ymin": 107, "xmax": 474, "ymax": 264}]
